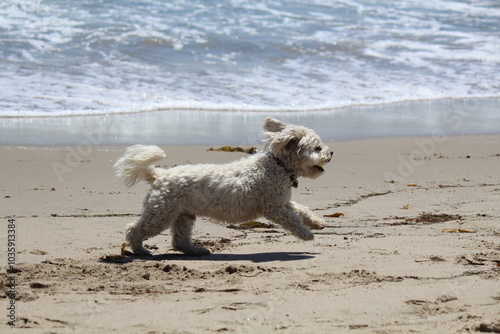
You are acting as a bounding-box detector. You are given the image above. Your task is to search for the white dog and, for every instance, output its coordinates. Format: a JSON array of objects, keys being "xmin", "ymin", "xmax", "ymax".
[{"xmin": 114, "ymin": 117, "xmax": 333, "ymax": 256}]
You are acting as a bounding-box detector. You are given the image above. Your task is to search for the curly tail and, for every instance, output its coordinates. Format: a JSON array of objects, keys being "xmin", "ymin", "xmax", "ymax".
[{"xmin": 114, "ymin": 145, "xmax": 166, "ymax": 188}]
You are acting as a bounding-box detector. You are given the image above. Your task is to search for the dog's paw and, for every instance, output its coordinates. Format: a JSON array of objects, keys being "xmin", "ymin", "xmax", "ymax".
[
  {"xmin": 132, "ymin": 247, "xmax": 152, "ymax": 256},
  {"xmin": 297, "ymin": 228, "xmax": 315, "ymax": 241}
]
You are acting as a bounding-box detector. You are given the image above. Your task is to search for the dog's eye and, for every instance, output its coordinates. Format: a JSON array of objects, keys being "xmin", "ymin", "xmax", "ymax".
[{"xmin": 314, "ymin": 146, "xmax": 322, "ymax": 151}]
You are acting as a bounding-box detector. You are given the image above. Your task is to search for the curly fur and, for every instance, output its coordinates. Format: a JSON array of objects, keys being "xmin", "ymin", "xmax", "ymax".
[{"xmin": 114, "ymin": 117, "xmax": 333, "ymax": 256}]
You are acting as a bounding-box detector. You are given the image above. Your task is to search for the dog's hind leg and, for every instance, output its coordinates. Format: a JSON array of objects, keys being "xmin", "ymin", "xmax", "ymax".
[
  {"xmin": 126, "ymin": 195, "xmax": 173, "ymax": 256},
  {"xmin": 126, "ymin": 215, "xmax": 171, "ymax": 256},
  {"xmin": 171, "ymin": 213, "xmax": 211, "ymax": 256},
  {"xmin": 287, "ymin": 201, "xmax": 325, "ymax": 230},
  {"xmin": 126, "ymin": 218, "xmax": 154, "ymax": 256}
]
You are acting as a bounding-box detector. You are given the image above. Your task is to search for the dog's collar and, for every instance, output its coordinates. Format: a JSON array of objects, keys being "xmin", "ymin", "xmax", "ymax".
[{"xmin": 265, "ymin": 152, "xmax": 298, "ymax": 188}]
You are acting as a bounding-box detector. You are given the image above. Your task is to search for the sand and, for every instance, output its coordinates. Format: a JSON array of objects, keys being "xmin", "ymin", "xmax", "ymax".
[{"xmin": 0, "ymin": 135, "xmax": 499, "ymax": 333}]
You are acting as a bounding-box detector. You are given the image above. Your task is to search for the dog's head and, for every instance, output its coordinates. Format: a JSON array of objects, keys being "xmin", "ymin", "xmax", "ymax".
[{"xmin": 263, "ymin": 117, "xmax": 333, "ymax": 179}]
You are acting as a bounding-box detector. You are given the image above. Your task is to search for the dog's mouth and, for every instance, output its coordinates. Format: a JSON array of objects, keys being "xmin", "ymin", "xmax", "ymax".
[{"xmin": 313, "ymin": 162, "xmax": 326, "ymax": 172}]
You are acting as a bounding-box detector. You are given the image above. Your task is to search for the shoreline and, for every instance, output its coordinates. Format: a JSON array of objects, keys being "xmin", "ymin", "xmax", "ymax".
[
  {"xmin": 1, "ymin": 97, "xmax": 499, "ymax": 146},
  {"xmin": 1, "ymin": 95, "xmax": 498, "ymax": 119}
]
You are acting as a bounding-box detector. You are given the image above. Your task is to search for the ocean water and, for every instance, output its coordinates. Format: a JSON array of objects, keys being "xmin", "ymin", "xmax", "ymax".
[{"xmin": 1, "ymin": 0, "xmax": 499, "ymax": 144}]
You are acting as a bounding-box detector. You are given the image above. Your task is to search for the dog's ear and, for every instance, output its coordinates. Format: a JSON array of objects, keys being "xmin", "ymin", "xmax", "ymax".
[
  {"xmin": 263, "ymin": 117, "xmax": 287, "ymax": 132},
  {"xmin": 264, "ymin": 128, "xmax": 303, "ymax": 155}
]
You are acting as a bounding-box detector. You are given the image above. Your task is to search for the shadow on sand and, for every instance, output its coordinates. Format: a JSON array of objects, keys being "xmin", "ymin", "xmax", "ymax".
[{"xmin": 100, "ymin": 251, "xmax": 318, "ymax": 264}]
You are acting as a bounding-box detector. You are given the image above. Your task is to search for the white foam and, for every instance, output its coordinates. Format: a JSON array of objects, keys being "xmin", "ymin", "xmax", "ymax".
[{"xmin": 0, "ymin": 0, "xmax": 499, "ymax": 116}]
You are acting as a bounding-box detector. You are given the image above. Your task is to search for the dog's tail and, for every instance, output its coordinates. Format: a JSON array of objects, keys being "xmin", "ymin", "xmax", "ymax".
[{"xmin": 114, "ymin": 145, "xmax": 166, "ymax": 188}]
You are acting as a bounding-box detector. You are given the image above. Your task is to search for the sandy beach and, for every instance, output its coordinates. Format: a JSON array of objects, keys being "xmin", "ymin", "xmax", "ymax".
[{"xmin": 1, "ymin": 135, "xmax": 499, "ymax": 333}]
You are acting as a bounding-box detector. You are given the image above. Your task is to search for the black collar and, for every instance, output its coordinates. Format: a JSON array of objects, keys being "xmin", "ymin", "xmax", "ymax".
[{"xmin": 266, "ymin": 152, "xmax": 298, "ymax": 188}]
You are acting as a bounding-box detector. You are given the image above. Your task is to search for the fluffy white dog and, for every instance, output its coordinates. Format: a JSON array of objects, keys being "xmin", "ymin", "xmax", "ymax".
[{"xmin": 114, "ymin": 117, "xmax": 333, "ymax": 256}]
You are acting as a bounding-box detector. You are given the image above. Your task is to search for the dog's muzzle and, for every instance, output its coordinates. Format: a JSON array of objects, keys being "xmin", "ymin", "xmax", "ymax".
[{"xmin": 314, "ymin": 151, "xmax": 334, "ymax": 171}]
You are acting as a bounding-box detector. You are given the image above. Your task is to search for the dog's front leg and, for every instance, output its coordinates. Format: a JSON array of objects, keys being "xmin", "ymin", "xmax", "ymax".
[
  {"xmin": 264, "ymin": 206, "xmax": 314, "ymax": 240},
  {"xmin": 287, "ymin": 201, "xmax": 325, "ymax": 230}
]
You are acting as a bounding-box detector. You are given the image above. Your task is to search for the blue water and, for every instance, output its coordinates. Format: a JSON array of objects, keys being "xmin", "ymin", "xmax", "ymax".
[{"xmin": 1, "ymin": 0, "xmax": 499, "ymax": 144}]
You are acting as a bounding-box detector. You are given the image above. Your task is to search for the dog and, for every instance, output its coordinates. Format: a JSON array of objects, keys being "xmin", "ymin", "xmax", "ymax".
[{"xmin": 114, "ymin": 117, "xmax": 333, "ymax": 256}]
